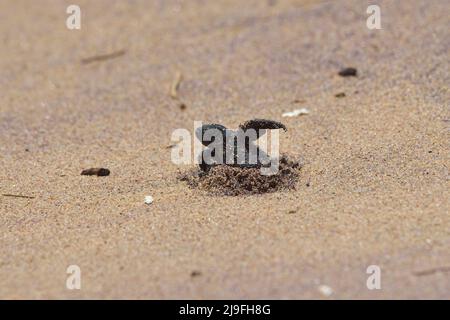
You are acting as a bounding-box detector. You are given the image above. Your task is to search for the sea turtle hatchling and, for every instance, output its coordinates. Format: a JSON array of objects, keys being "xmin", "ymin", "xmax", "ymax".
[{"xmin": 195, "ymin": 119, "xmax": 287, "ymax": 172}]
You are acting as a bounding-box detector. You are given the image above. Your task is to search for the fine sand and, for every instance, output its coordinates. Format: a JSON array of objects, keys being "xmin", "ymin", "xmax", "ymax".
[{"xmin": 0, "ymin": 0, "xmax": 449, "ymax": 299}]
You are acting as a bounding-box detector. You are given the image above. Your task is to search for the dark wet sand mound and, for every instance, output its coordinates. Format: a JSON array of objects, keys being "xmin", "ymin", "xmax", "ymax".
[{"xmin": 179, "ymin": 155, "xmax": 302, "ymax": 196}]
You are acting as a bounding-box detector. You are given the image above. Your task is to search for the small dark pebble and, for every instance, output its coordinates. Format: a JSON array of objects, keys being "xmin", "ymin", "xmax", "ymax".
[
  {"xmin": 338, "ymin": 67, "xmax": 357, "ymax": 77},
  {"xmin": 179, "ymin": 103, "xmax": 187, "ymax": 110},
  {"xmin": 335, "ymin": 92, "xmax": 346, "ymax": 98},
  {"xmin": 81, "ymin": 168, "xmax": 110, "ymax": 176},
  {"xmin": 190, "ymin": 271, "xmax": 202, "ymax": 277}
]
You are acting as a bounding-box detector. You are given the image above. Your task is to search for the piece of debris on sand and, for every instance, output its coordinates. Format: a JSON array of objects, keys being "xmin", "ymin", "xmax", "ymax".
[
  {"xmin": 165, "ymin": 143, "xmax": 178, "ymax": 149},
  {"xmin": 81, "ymin": 168, "xmax": 110, "ymax": 176},
  {"xmin": 190, "ymin": 271, "xmax": 202, "ymax": 277},
  {"xmin": 318, "ymin": 285, "xmax": 333, "ymax": 297},
  {"xmin": 2, "ymin": 193, "xmax": 35, "ymax": 199},
  {"xmin": 178, "ymin": 155, "xmax": 302, "ymax": 196},
  {"xmin": 282, "ymin": 108, "xmax": 309, "ymax": 117},
  {"xmin": 412, "ymin": 266, "xmax": 450, "ymax": 277},
  {"xmin": 144, "ymin": 195, "xmax": 154, "ymax": 205},
  {"xmin": 335, "ymin": 92, "xmax": 346, "ymax": 98},
  {"xmin": 169, "ymin": 71, "xmax": 183, "ymax": 99},
  {"xmin": 338, "ymin": 67, "xmax": 357, "ymax": 77},
  {"xmin": 81, "ymin": 50, "xmax": 126, "ymax": 64}
]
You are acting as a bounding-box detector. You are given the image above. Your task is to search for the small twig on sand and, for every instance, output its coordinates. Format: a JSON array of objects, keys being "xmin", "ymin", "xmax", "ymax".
[
  {"xmin": 81, "ymin": 50, "xmax": 126, "ymax": 64},
  {"xmin": 170, "ymin": 71, "xmax": 183, "ymax": 99},
  {"xmin": 2, "ymin": 193, "xmax": 35, "ymax": 199},
  {"xmin": 413, "ymin": 266, "xmax": 450, "ymax": 277}
]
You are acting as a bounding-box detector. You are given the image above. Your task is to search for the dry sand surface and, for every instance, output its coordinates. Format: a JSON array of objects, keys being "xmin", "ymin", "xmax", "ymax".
[{"xmin": 0, "ymin": 0, "xmax": 449, "ymax": 299}]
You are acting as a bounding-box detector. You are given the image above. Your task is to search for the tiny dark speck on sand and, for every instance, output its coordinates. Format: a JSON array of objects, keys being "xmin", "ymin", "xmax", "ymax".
[
  {"xmin": 81, "ymin": 168, "xmax": 110, "ymax": 176},
  {"xmin": 335, "ymin": 92, "xmax": 346, "ymax": 98},
  {"xmin": 338, "ymin": 67, "xmax": 357, "ymax": 77},
  {"xmin": 190, "ymin": 271, "xmax": 202, "ymax": 277}
]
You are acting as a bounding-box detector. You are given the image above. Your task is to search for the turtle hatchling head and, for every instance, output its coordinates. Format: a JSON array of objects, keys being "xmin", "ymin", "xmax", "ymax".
[{"xmin": 195, "ymin": 123, "xmax": 227, "ymax": 146}]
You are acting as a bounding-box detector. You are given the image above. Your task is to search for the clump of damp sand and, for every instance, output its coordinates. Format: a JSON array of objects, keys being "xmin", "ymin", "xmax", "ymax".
[{"xmin": 178, "ymin": 155, "xmax": 302, "ymax": 196}]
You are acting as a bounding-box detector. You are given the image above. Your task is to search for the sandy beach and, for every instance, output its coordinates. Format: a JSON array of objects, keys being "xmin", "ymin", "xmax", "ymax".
[{"xmin": 0, "ymin": 0, "xmax": 449, "ymax": 299}]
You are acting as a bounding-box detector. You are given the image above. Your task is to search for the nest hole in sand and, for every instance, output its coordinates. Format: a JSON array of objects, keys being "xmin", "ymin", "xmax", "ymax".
[{"xmin": 178, "ymin": 155, "xmax": 303, "ymax": 196}]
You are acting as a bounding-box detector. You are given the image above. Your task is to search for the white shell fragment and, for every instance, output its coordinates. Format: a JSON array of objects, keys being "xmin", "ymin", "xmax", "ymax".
[
  {"xmin": 318, "ymin": 285, "xmax": 333, "ymax": 297},
  {"xmin": 144, "ymin": 195, "xmax": 154, "ymax": 205},
  {"xmin": 282, "ymin": 108, "xmax": 310, "ymax": 117}
]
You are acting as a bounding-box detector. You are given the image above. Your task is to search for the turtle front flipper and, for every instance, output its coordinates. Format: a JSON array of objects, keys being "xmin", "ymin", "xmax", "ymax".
[
  {"xmin": 238, "ymin": 119, "xmax": 287, "ymax": 141},
  {"xmin": 239, "ymin": 119, "xmax": 287, "ymax": 132}
]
